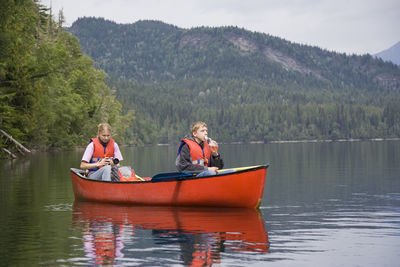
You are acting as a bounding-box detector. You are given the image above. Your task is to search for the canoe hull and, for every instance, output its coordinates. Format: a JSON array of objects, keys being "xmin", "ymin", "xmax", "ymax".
[{"xmin": 71, "ymin": 165, "xmax": 268, "ymax": 208}]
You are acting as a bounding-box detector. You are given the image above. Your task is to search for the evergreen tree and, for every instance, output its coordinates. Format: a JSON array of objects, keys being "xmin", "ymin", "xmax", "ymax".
[{"xmin": 0, "ymin": 0, "xmax": 133, "ymax": 151}]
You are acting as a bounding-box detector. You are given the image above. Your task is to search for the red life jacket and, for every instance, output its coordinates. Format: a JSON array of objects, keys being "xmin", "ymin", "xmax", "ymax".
[
  {"xmin": 90, "ymin": 137, "xmax": 115, "ymax": 169},
  {"xmin": 182, "ymin": 138, "xmax": 211, "ymax": 167}
]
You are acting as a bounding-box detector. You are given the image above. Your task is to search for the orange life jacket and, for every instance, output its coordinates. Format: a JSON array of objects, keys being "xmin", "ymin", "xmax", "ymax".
[
  {"xmin": 90, "ymin": 137, "xmax": 115, "ymax": 170},
  {"xmin": 115, "ymin": 167, "xmax": 151, "ymax": 182},
  {"xmin": 117, "ymin": 166, "xmax": 139, "ymax": 182},
  {"xmin": 182, "ymin": 138, "xmax": 211, "ymax": 167}
]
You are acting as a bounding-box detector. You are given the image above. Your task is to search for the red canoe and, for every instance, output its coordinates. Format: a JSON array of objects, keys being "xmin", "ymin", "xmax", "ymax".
[{"xmin": 70, "ymin": 164, "xmax": 269, "ymax": 209}]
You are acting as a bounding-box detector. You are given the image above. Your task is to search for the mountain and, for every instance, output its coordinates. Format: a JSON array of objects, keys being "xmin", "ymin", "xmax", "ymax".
[
  {"xmin": 375, "ymin": 41, "xmax": 400, "ymax": 66},
  {"xmin": 67, "ymin": 17, "xmax": 400, "ymax": 144},
  {"xmin": 69, "ymin": 17, "xmax": 400, "ymax": 92}
]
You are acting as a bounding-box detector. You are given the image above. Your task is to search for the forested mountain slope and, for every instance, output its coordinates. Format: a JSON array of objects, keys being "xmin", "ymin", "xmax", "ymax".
[
  {"xmin": 70, "ymin": 17, "xmax": 400, "ymax": 91},
  {"xmin": 68, "ymin": 17, "xmax": 400, "ymax": 144}
]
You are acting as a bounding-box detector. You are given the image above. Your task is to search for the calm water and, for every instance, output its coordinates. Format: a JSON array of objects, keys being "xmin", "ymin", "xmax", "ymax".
[{"xmin": 1, "ymin": 141, "xmax": 399, "ymax": 266}]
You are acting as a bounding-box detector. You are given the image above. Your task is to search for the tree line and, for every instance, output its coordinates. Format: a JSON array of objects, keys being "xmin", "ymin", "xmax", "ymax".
[{"xmin": 113, "ymin": 78, "xmax": 400, "ymax": 145}]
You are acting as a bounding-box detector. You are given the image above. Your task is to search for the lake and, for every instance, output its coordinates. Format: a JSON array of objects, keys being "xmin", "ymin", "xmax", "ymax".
[{"xmin": 0, "ymin": 141, "xmax": 399, "ymax": 266}]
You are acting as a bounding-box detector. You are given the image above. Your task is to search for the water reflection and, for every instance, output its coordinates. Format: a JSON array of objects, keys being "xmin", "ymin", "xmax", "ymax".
[{"xmin": 72, "ymin": 202, "xmax": 269, "ymax": 265}]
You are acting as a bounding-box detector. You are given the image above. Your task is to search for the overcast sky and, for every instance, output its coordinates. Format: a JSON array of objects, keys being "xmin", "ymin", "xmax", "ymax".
[{"xmin": 41, "ymin": 0, "xmax": 400, "ymax": 55}]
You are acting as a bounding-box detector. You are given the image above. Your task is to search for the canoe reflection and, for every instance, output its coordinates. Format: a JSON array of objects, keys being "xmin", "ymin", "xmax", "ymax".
[{"xmin": 73, "ymin": 201, "xmax": 269, "ymax": 265}]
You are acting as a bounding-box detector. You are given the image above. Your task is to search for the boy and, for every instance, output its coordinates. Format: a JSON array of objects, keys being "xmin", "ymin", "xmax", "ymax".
[{"xmin": 176, "ymin": 121, "xmax": 223, "ymax": 177}]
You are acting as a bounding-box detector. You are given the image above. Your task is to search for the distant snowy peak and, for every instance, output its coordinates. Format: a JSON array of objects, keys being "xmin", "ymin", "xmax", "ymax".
[{"xmin": 374, "ymin": 41, "xmax": 400, "ymax": 66}]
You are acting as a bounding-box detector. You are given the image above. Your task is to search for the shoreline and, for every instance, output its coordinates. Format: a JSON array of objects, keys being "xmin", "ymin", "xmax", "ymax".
[
  {"xmin": 154, "ymin": 137, "xmax": 400, "ymax": 146},
  {"xmin": 10, "ymin": 137, "xmax": 400, "ymax": 155},
  {"xmin": 266, "ymin": 137, "xmax": 400, "ymax": 144}
]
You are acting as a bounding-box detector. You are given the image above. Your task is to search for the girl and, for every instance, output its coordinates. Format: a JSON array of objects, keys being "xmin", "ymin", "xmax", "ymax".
[{"xmin": 80, "ymin": 123, "xmax": 123, "ymax": 181}]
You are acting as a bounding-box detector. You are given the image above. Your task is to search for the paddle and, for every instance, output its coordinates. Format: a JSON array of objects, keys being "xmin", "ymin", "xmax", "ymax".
[{"xmin": 151, "ymin": 172, "xmax": 195, "ymax": 182}]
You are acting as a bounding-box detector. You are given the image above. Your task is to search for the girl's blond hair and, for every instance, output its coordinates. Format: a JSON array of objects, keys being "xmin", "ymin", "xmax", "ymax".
[{"xmin": 97, "ymin": 122, "xmax": 112, "ymax": 134}]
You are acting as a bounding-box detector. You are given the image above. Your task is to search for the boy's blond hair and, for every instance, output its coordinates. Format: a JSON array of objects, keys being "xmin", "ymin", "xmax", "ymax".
[{"xmin": 190, "ymin": 121, "xmax": 207, "ymax": 135}]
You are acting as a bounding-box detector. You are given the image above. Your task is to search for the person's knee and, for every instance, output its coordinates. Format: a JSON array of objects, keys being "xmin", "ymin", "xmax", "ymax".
[
  {"xmin": 196, "ymin": 170, "xmax": 217, "ymax": 177},
  {"xmin": 217, "ymin": 169, "xmax": 236, "ymax": 175},
  {"xmin": 102, "ymin": 165, "xmax": 112, "ymax": 181}
]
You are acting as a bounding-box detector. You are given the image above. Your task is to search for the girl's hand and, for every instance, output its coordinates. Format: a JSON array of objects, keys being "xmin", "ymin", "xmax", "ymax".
[{"xmin": 99, "ymin": 158, "xmax": 109, "ymax": 166}]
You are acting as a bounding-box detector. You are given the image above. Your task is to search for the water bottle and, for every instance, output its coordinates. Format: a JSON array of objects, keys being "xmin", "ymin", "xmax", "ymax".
[{"xmin": 207, "ymin": 137, "xmax": 219, "ymax": 152}]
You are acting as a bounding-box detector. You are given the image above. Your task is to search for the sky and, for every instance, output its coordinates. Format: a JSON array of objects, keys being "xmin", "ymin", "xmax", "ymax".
[{"xmin": 41, "ymin": 0, "xmax": 400, "ymax": 55}]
